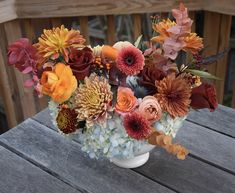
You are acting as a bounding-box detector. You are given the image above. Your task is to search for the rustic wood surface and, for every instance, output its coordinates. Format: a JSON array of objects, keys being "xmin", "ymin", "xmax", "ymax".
[{"xmin": 0, "ymin": 105, "xmax": 234, "ymax": 193}]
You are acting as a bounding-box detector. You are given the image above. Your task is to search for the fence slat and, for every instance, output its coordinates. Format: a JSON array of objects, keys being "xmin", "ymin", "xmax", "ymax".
[
  {"xmin": 216, "ymin": 14, "xmax": 232, "ymax": 104},
  {"xmin": 4, "ymin": 20, "xmax": 37, "ymax": 120},
  {"xmin": 51, "ymin": 18, "xmax": 62, "ymax": 27},
  {"xmin": 133, "ymin": 14, "xmax": 142, "ymax": 40},
  {"xmin": 0, "ymin": 46, "xmax": 17, "ymax": 128},
  {"xmin": 107, "ymin": 15, "xmax": 116, "ymax": 45},
  {"xmin": 79, "ymin": 16, "xmax": 90, "ymax": 44},
  {"xmin": 189, "ymin": 11, "xmax": 196, "ymax": 32}
]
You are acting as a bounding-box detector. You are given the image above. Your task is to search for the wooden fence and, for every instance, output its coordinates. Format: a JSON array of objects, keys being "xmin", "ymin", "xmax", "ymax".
[{"xmin": 0, "ymin": 0, "xmax": 234, "ymax": 129}]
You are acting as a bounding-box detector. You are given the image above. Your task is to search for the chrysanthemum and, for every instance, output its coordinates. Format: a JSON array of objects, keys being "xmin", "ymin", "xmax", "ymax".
[
  {"xmin": 123, "ymin": 112, "xmax": 152, "ymax": 140},
  {"xmin": 155, "ymin": 73, "xmax": 191, "ymax": 118},
  {"xmin": 183, "ymin": 33, "xmax": 203, "ymax": 54},
  {"xmin": 151, "ymin": 19, "xmax": 177, "ymax": 43},
  {"xmin": 75, "ymin": 73, "xmax": 113, "ymax": 126},
  {"xmin": 56, "ymin": 107, "xmax": 78, "ymax": 134},
  {"xmin": 35, "ymin": 25, "xmax": 85, "ymax": 64},
  {"xmin": 116, "ymin": 46, "xmax": 144, "ymax": 76}
]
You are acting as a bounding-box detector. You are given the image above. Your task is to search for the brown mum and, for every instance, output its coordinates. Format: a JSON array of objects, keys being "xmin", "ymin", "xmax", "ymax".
[{"xmin": 155, "ymin": 73, "xmax": 191, "ymax": 118}]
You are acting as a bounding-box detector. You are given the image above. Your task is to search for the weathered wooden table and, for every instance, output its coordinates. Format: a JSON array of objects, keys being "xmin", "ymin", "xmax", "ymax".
[{"xmin": 0, "ymin": 105, "xmax": 234, "ymax": 193}]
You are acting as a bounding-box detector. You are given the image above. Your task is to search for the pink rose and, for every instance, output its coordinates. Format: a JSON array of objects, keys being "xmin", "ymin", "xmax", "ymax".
[{"xmin": 139, "ymin": 96, "xmax": 162, "ymax": 122}]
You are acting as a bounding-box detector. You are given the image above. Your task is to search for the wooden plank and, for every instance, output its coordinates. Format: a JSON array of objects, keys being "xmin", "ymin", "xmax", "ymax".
[
  {"xmin": 4, "ymin": 20, "xmax": 37, "ymax": 120},
  {"xmin": 133, "ymin": 14, "xmax": 142, "ymax": 40},
  {"xmin": 51, "ymin": 18, "xmax": 62, "ymax": 27},
  {"xmin": 0, "ymin": 46, "xmax": 17, "ymax": 127},
  {"xmin": 15, "ymin": 0, "xmax": 204, "ymax": 19},
  {"xmin": 215, "ymin": 14, "xmax": 232, "ymax": 103},
  {"xmin": 0, "ymin": 146, "xmax": 81, "ymax": 193},
  {"xmin": 178, "ymin": 120, "xmax": 235, "ymax": 173},
  {"xmin": 79, "ymin": 16, "xmax": 90, "ymax": 45},
  {"xmin": 203, "ymin": 11, "xmax": 221, "ymax": 76},
  {"xmin": 33, "ymin": 107, "xmax": 235, "ymax": 174},
  {"xmin": 206, "ymin": 0, "xmax": 235, "ymax": 16},
  {"xmin": 106, "ymin": 15, "xmax": 116, "ymax": 45},
  {"xmin": 0, "ymin": 119, "xmax": 174, "ymax": 193},
  {"xmin": 188, "ymin": 105, "xmax": 235, "ymax": 137},
  {"xmin": 1, "ymin": 119, "xmax": 235, "ymax": 193},
  {"xmin": 135, "ymin": 148, "xmax": 235, "ymax": 193},
  {"xmin": 0, "ymin": 0, "xmax": 17, "ymax": 24}
]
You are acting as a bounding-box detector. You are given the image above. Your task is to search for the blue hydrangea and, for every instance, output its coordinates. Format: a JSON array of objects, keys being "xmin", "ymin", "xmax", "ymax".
[{"xmin": 75, "ymin": 114, "xmax": 147, "ymax": 159}]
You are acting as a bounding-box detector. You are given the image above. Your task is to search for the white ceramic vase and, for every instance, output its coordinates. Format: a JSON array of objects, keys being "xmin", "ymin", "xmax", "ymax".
[{"xmin": 111, "ymin": 144, "xmax": 155, "ymax": 168}]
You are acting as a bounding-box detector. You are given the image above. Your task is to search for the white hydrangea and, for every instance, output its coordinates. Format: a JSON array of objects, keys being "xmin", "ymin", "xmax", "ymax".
[
  {"xmin": 48, "ymin": 100, "xmax": 59, "ymax": 127},
  {"xmin": 153, "ymin": 113, "xmax": 187, "ymax": 138},
  {"xmin": 75, "ymin": 114, "xmax": 147, "ymax": 159}
]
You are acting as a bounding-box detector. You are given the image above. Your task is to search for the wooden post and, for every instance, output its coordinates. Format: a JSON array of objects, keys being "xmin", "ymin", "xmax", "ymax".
[
  {"xmin": 51, "ymin": 18, "xmax": 62, "ymax": 27},
  {"xmin": 215, "ymin": 14, "xmax": 232, "ymax": 104},
  {"xmin": 106, "ymin": 15, "xmax": 116, "ymax": 45},
  {"xmin": 4, "ymin": 20, "xmax": 37, "ymax": 121},
  {"xmin": 22, "ymin": 19, "xmax": 48, "ymax": 111},
  {"xmin": 0, "ymin": 47, "xmax": 17, "ymax": 128},
  {"xmin": 79, "ymin": 16, "xmax": 90, "ymax": 45},
  {"xmin": 133, "ymin": 14, "xmax": 142, "ymax": 40},
  {"xmin": 203, "ymin": 12, "xmax": 232, "ymax": 104}
]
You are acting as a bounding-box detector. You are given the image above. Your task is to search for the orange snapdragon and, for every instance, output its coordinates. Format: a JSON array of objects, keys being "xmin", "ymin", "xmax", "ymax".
[{"xmin": 41, "ymin": 63, "xmax": 77, "ymax": 103}]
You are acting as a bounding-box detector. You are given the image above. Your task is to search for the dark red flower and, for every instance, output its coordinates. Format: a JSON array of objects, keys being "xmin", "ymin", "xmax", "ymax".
[
  {"xmin": 190, "ymin": 83, "xmax": 218, "ymax": 111},
  {"xmin": 68, "ymin": 47, "xmax": 94, "ymax": 80},
  {"xmin": 116, "ymin": 46, "xmax": 144, "ymax": 76},
  {"xmin": 56, "ymin": 107, "xmax": 78, "ymax": 134},
  {"xmin": 138, "ymin": 66, "xmax": 166, "ymax": 95},
  {"xmin": 123, "ymin": 112, "xmax": 152, "ymax": 140},
  {"xmin": 8, "ymin": 38, "xmax": 38, "ymax": 74}
]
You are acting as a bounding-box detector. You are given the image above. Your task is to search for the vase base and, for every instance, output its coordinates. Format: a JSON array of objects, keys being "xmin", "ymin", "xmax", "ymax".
[{"xmin": 111, "ymin": 152, "xmax": 150, "ymax": 169}]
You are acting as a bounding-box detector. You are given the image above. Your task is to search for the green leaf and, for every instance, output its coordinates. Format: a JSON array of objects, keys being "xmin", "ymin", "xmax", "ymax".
[
  {"xmin": 185, "ymin": 69, "xmax": 222, "ymax": 80},
  {"xmin": 134, "ymin": 35, "xmax": 143, "ymax": 48}
]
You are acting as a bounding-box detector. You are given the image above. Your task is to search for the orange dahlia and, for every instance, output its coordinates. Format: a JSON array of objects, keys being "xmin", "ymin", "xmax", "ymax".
[
  {"xmin": 151, "ymin": 19, "xmax": 176, "ymax": 43},
  {"xmin": 35, "ymin": 25, "xmax": 85, "ymax": 64},
  {"xmin": 183, "ymin": 33, "xmax": 203, "ymax": 54},
  {"xmin": 155, "ymin": 73, "xmax": 191, "ymax": 118}
]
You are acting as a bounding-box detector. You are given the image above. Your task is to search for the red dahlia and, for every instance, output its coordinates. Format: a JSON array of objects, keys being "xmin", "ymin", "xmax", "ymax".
[
  {"xmin": 116, "ymin": 46, "xmax": 144, "ymax": 76},
  {"xmin": 123, "ymin": 112, "xmax": 152, "ymax": 140}
]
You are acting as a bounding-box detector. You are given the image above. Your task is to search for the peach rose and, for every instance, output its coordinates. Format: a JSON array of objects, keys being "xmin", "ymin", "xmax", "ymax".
[
  {"xmin": 115, "ymin": 87, "xmax": 138, "ymax": 115},
  {"xmin": 139, "ymin": 96, "xmax": 162, "ymax": 122},
  {"xmin": 41, "ymin": 63, "xmax": 77, "ymax": 103}
]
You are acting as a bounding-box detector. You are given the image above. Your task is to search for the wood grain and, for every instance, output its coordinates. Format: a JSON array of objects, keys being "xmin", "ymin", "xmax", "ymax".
[
  {"xmin": 0, "ymin": 0, "xmax": 17, "ymax": 23},
  {"xmin": 0, "ymin": 119, "xmax": 175, "ymax": 193},
  {"xmin": 215, "ymin": 14, "xmax": 232, "ymax": 103},
  {"xmin": 133, "ymin": 14, "xmax": 142, "ymax": 40},
  {"xmin": 4, "ymin": 20, "xmax": 37, "ymax": 120},
  {"xmin": 15, "ymin": 0, "xmax": 204, "ymax": 19},
  {"xmin": 0, "ymin": 146, "xmax": 81, "ymax": 193},
  {"xmin": 2, "ymin": 118, "xmax": 235, "ymax": 193},
  {"xmin": 188, "ymin": 105, "xmax": 235, "ymax": 137},
  {"xmin": 106, "ymin": 15, "xmax": 116, "ymax": 45},
  {"xmin": 79, "ymin": 16, "xmax": 90, "ymax": 44}
]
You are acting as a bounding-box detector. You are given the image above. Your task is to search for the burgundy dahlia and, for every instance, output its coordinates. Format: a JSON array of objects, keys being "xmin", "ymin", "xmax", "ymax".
[
  {"xmin": 116, "ymin": 46, "xmax": 144, "ymax": 76},
  {"xmin": 191, "ymin": 83, "xmax": 218, "ymax": 112},
  {"xmin": 123, "ymin": 112, "xmax": 152, "ymax": 140},
  {"xmin": 56, "ymin": 107, "xmax": 78, "ymax": 134},
  {"xmin": 68, "ymin": 47, "xmax": 94, "ymax": 80},
  {"xmin": 138, "ymin": 66, "xmax": 166, "ymax": 95}
]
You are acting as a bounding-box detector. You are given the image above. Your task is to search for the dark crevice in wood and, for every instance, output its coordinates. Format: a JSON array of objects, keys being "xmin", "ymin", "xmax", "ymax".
[
  {"xmin": 0, "ymin": 140, "xmax": 92, "ymax": 193},
  {"xmin": 189, "ymin": 154, "xmax": 235, "ymax": 176},
  {"xmin": 131, "ymin": 170, "xmax": 180, "ymax": 193},
  {"xmin": 186, "ymin": 119, "xmax": 235, "ymax": 139}
]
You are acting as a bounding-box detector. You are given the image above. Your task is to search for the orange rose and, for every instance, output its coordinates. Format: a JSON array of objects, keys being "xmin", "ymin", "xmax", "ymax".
[
  {"xmin": 115, "ymin": 87, "xmax": 138, "ymax": 115},
  {"xmin": 138, "ymin": 96, "xmax": 162, "ymax": 122},
  {"xmin": 41, "ymin": 63, "xmax": 77, "ymax": 103}
]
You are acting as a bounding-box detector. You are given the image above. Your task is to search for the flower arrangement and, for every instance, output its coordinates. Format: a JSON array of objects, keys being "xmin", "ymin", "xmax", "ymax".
[{"xmin": 8, "ymin": 3, "xmax": 219, "ymax": 162}]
